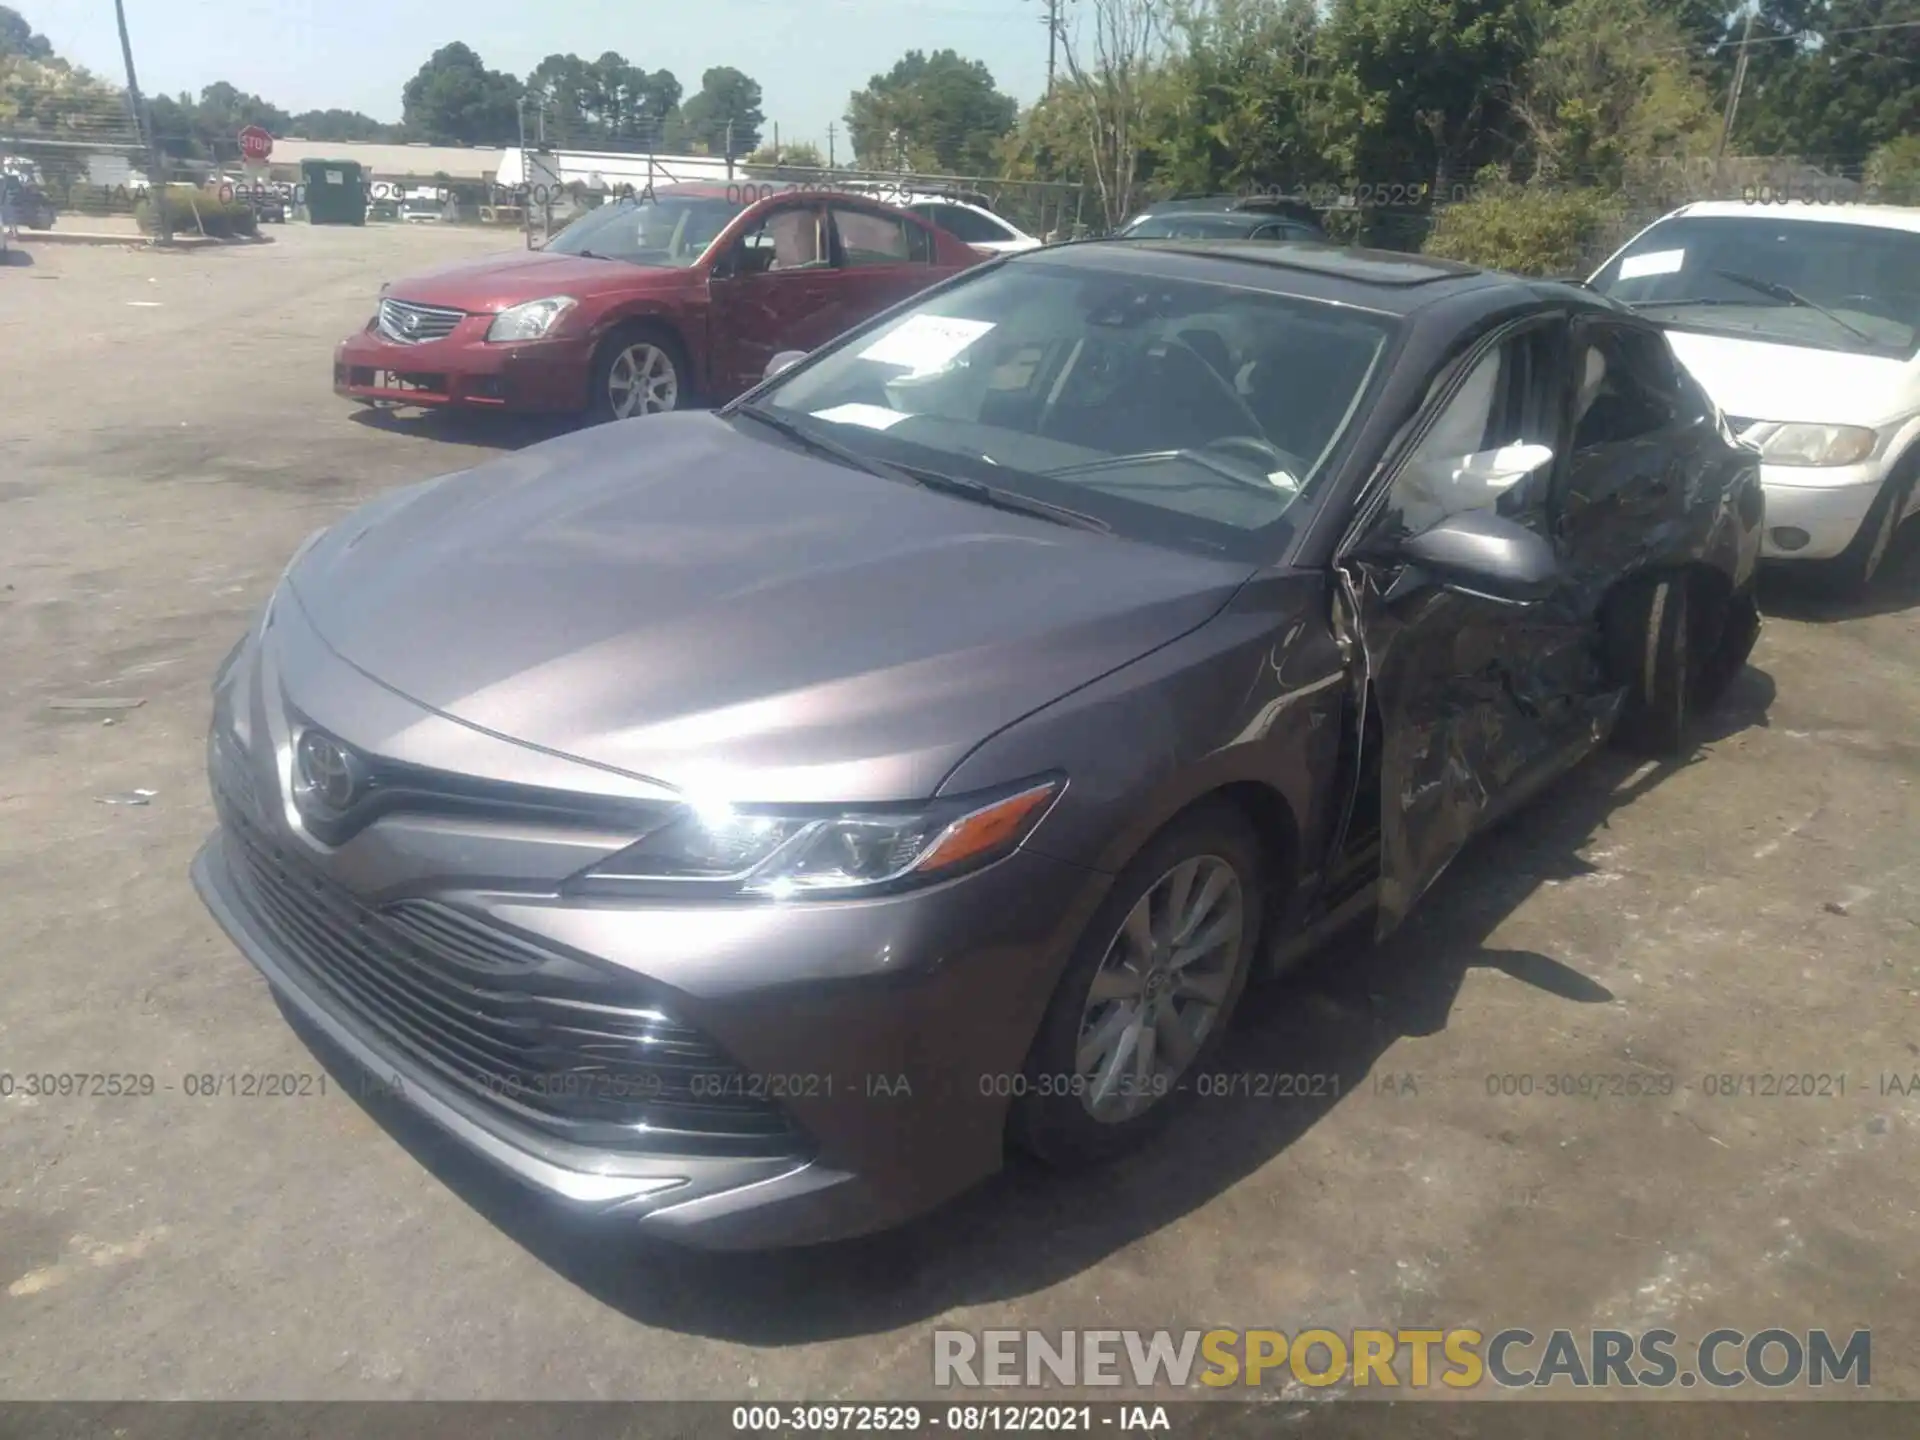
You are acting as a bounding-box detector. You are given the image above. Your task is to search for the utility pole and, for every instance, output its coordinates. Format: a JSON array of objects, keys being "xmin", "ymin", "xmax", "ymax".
[
  {"xmin": 113, "ymin": 0, "xmax": 169, "ymax": 243},
  {"xmin": 1047, "ymin": 0, "xmax": 1059, "ymax": 91},
  {"xmin": 827, "ymin": 123, "xmax": 837, "ymax": 169},
  {"xmin": 1034, "ymin": 0, "xmax": 1068, "ymax": 91},
  {"xmin": 1718, "ymin": 3, "xmax": 1758, "ymax": 163},
  {"xmin": 725, "ymin": 119, "xmax": 735, "ymax": 178},
  {"xmin": 517, "ymin": 98, "xmax": 531, "ymax": 250}
]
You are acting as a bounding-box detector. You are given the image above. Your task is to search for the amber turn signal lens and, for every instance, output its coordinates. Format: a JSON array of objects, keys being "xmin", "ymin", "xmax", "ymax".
[{"xmin": 913, "ymin": 782, "xmax": 1059, "ymax": 875}]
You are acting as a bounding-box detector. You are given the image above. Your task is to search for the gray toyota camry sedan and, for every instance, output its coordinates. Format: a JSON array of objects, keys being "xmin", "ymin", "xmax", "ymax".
[{"xmin": 193, "ymin": 240, "xmax": 1763, "ymax": 1248}]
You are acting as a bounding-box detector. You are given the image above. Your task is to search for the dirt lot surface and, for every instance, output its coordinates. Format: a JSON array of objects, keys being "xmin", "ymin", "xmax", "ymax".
[{"xmin": 1, "ymin": 223, "xmax": 1916, "ymax": 1405}]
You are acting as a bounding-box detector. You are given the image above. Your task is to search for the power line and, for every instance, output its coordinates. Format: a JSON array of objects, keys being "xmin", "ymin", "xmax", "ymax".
[{"xmin": 1663, "ymin": 16, "xmax": 1920, "ymax": 55}]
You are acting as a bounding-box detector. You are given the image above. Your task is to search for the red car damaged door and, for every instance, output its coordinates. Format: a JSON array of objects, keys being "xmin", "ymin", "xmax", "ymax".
[
  {"xmin": 825, "ymin": 203, "xmax": 956, "ymax": 319},
  {"xmin": 706, "ymin": 200, "xmax": 848, "ymax": 399}
]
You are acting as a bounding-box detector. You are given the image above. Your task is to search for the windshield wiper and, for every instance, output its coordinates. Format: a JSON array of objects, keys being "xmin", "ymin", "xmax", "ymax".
[
  {"xmin": 734, "ymin": 402, "xmax": 907, "ymax": 481},
  {"xmin": 733, "ymin": 404, "xmax": 1110, "ymax": 533},
  {"xmin": 1623, "ymin": 296, "xmax": 1753, "ymax": 309},
  {"xmin": 1045, "ymin": 448, "xmax": 1283, "ymax": 495},
  {"xmin": 896, "ymin": 467, "xmax": 1112, "ymax": 533},
  {"xmin": 1710, "ymin": 267, "xmax": 1875, "ymax": 344}
]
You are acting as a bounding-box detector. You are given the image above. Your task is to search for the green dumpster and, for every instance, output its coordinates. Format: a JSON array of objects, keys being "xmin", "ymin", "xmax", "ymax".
[{"xmin": 300, "ymin": 159, "xmax": 367, "ymax": 225}]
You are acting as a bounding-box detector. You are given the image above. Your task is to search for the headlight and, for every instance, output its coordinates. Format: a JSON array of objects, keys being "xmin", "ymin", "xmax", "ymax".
[
  {"xmin": 571, "ymin": 779, "xmax": 1061, "ymax": 899},
  {"xmin": 485, "ymin": 296, "xmax": 577, "ymax": 343},
  {"xmin": 1737, "ymin": 421, "xmax": 1877, "ymax": 468}
]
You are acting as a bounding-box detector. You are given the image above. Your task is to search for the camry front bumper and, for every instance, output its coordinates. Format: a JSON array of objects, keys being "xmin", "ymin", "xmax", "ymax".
[{"xmin": 189, "ymin": 603, "xmax": 1111, "ymax": 1247}]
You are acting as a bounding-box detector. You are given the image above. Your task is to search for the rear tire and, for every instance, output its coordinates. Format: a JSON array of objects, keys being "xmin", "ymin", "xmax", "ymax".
[
  {"xmin": 1607, "ymin": 570, "xmax": 1693, "ymax": 755},
  {"xmin": 1809, "ymin": 472, "xmax": 1912, "ymax": 597},
  {"xmin": 588, "ymin": 324, "xmax": 689, "ymax": 423},
  {"xmin": 1011, "ymin": 802, "xmax": 1265, "ymax": 1168}
]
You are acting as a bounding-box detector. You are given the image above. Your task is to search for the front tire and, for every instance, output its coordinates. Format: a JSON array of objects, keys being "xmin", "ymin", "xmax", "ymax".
[
  {"xmin": 1810, "ymin": 471, "xmax": 1912, "ymax": 596},
  {"xmin": 1608, "ymin": 570, "xmax": 1693, "ymax": 755},
  {"xmin": 1012, "ymin": 802, "xmax": 1265, "ymax": 1168},
  {"xmin": 589, "ymin": 324, "xmax": 688, "ymax": 422}
]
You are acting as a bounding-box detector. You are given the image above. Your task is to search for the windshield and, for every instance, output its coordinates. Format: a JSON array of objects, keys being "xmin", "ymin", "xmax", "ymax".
[
  {"xmin": 543, "ymin": 193, "xmax": 745, "ymax": 267},
  {"xmin": 752, "ymin": 260, "xmax": 1396, "ymax": 557},
  {"xmin": 1590, "ymin": 215, "xmax": 1920, "ymax": 358}
]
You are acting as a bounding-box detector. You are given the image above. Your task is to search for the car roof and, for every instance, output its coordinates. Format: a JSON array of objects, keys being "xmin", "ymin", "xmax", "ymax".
[
  {"xmin": 1017, "ymin": 238, "xmax": 1508, "ymax": 315},
  {"xmin": 1661, "ymin": 200, "xmax": 1920, "ymax": 235}
]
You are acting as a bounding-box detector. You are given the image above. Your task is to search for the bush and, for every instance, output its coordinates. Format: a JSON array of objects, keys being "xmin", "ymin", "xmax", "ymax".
[
  {"xmin": 1421, "ymin": 173, "xmax": 1623, "ymax": 278},
  {"xmin": 134, "ymin": 185, "xmax": 259, "ymax": 239},
  {"xmin": 1866, "ymin": 136, "xmax": 1920, "ymax": 206}
]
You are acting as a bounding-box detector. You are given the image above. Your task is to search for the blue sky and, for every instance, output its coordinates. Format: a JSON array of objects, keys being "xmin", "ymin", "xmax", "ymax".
[{"xmin": 34, "ymin": 0, "xmax": 1057, "ymax": 152}]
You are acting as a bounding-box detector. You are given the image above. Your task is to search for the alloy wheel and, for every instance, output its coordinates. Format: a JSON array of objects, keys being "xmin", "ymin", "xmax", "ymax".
[
  {"xmin": 1075, "ymin": 855, "xmax": 1244, "ymax": 1124},
  {"xmin": 606, "ymin": 342, "xmax": 679, "ymax": 418}
]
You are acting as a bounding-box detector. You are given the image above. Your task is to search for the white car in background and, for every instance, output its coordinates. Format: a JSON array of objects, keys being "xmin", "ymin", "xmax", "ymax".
[
  {"xmin": 850, "ymin": 189, "xmax": 1040, "ymax": 254},
  {"xmin": 1589, "ymin": 201, "xmax": 1920, "ymax": 592}
]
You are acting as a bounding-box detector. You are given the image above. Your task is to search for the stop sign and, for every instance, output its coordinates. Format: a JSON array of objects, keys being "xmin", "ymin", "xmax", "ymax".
[{"xmin": 238, "ymin": 125, "xmax": 273, "ymax": 163}]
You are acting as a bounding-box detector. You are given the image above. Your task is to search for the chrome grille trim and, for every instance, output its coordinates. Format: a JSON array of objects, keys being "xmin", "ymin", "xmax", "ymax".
[
  {"xmin": 377, "ymin": 298, "xmax": 466, "ymax": 345},
  {"xmin": 208, "ymin": 781, "xmax": 802, "ymax": 1158}
]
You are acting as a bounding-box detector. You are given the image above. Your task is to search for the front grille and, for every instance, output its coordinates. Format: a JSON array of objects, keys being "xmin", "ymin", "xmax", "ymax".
[
  {"xmin": 377, "ymin": 298, "xmax": 465, "ymax": 345},
  {"xmin": 210, "ymin": 783, "xmax": 802, "ymax": 1158}
]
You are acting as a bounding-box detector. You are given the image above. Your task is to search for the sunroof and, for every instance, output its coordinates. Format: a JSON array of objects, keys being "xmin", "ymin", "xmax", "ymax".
[{"xmin": 1190, "ymin": 241, "xmax": 1482, "ymax": 286}]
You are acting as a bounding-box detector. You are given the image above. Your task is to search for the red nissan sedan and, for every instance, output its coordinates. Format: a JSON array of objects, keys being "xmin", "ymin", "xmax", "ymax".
[{"xmin": 333, "ymin": 184, "xmax": 982, "ymax": 419}]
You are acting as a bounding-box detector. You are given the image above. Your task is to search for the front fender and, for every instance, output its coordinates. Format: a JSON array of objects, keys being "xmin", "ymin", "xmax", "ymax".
[{"xmin": 936, "ymin": 571, "xmax": 1349, "ymax": 908}]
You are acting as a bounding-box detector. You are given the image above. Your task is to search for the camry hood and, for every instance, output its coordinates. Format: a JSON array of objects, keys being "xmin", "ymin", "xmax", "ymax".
[
  {"xmin": 287, "ymin": 414, "xmax": 1252, "ymax": 803},
  {"xmin": 386, "ymin": 250, "xmax": 689, "ymax": 311},
  {"xmin": 1663, "ymin": 329, "xmax": 1914, "ymax": 428}
]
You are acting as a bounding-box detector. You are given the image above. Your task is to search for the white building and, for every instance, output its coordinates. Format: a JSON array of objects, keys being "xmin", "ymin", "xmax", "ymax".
[{"xmin": 493, "ymin": 147, "xmax": 739, "ymax": 191}]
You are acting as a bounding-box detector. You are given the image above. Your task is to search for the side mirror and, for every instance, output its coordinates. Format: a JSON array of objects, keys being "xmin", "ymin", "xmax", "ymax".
[
  {"xmin": 1400, "ymin": 509, "xmax": 1558, "ymax": 604},
  {"xmin": 765, "ymin": 350, "xmax": 807, "ymax": 382}
]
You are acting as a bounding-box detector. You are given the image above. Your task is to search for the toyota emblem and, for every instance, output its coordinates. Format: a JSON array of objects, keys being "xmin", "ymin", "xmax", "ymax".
[{"xmin": 295, "ymin": 729, "xmax": 361, "ymax": 813}]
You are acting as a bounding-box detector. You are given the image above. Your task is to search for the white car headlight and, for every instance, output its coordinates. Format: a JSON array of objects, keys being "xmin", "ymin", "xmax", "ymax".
[
  {"xmin": 570, "ymin": 780, "xmax": 1060, "ymax": 899},
  {"xmin": 1737, "ymin": 421, "xmax": 1877, "ymax": 468},
  {"xmin": 485, "ymin": 296, "xmax": 577, "ymax": 343}
]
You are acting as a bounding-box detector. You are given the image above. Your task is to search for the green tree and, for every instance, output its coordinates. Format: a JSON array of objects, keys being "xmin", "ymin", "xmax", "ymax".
[
  {"xmin": 672, "ymin": 66, "xmax": 765, "ymax": 156},
  {"xmin": 401, "ymin": 42, "xmax": 524, "ymax": 145},
  {"xmin": 289, "ymin": 108, "xmax": 398, "ymax": 142},
  {"xmin": 1510, "ymin": 0, "xmax": 1718, "ymax": 187},
  {"xmin": 1747, "ymin": 0, "xmax": 1919, "ymax": 166},
  {"xmin": 1320, "ymin": 0, "xmax": 1539, "ymax": 194},
  {"xmin": 1154, "ymin": 0, "xmax": 1329, "ymax": 195},
  {"xmin": 0, "ymin": 5, "xmax": 53, "ymax": 60},
  {"xmin": 525, "ymin": 52, "xmax": 681, "ymax": 150},
  {"xmin": 845, "ymin": 49, "xmax": 1019, "ymax": 173}
]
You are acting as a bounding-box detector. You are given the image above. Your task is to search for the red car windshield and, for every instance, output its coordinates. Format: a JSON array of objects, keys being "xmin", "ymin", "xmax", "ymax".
[{"xmin": 544, "ymin": 194, "xmax": 745, "ymax": 267}]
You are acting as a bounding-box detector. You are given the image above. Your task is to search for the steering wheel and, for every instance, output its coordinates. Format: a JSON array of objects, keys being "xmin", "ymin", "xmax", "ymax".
[{"xmin": 1202, "ymin": 435, "xmax": 1310, "ymax": 485}]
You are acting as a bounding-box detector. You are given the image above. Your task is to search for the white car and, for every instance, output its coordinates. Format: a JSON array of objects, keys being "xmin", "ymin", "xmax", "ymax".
[
  {"xmin": 873, "ymin": 192, "xmax": 1040, "ymax": 254},
  {"xmin": 1589, "ymin": 201, "xmax": 1920, "ymax": 592}
]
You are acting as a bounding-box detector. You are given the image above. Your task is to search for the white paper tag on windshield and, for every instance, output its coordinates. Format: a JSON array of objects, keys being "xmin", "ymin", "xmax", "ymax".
[
  {"xmin": 811, "ymin": 403, "xmax": 913, "ymax": 431},
  {"xmin": 858, "ymin": 315, "xmax": 995, "ymax": 375},
  {"xmin": 1617, "ymin": 248, "xmax": 1685, "ymax": 280}
]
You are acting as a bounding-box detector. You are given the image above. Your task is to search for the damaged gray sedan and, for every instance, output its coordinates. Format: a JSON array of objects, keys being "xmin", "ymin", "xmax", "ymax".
[{"xmin": 192, "ymin": 239, "xmax": 1762, "ymax": 1248}]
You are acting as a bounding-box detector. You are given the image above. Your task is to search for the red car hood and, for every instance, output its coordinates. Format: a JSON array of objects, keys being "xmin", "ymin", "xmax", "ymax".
[{"xmin": 385, "ymin": 251, "xmax": 694, "ymax": 311}]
